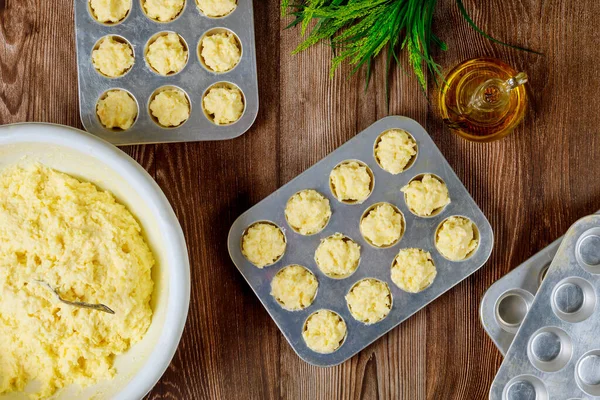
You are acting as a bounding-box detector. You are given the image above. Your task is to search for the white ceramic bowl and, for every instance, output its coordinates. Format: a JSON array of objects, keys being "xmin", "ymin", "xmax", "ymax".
[{"xmin": 0, "ymin": 123, "xmax": 190, "ymax": 400}]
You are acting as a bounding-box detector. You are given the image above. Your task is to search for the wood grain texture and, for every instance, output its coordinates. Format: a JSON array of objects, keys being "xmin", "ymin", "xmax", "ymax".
[{"xmin": 2, "ymin": 0, "xmax": 600, "ymax": 399}]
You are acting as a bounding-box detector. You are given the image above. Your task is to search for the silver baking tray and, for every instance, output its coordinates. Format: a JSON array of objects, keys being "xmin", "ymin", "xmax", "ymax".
[
  {"xmin": 74, "ymin": 0, "xmax": 258, "ymax": 145},
  {"xmin": 227, "ymin": 116, "xmax": 494, "ymax": 366},
  {"xmin": 489, "ymin": 214, "xmax": 600, "ymax": 399}
]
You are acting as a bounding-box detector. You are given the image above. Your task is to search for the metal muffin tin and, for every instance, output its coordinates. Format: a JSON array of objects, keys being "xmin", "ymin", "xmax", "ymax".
[
  {"xmin": 74, "ymin": 0, "xmax": 258, "ymax": 145},
  {"xmin": 227, "ymin": 116, "xmax": 494, "ymax": 366},
  {"xmin": 480, "ymin": 211, "xmax": 600, "ymax": 356},
  {"xmin": 490, "ymin": 214, "xmax": 600, "ymax": 400}
]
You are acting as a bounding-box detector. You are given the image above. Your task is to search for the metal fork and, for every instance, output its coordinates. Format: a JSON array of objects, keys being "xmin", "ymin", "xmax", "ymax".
[{"xmin": 34, "ymin": 280, "xmax": 115, "ymax": 314}]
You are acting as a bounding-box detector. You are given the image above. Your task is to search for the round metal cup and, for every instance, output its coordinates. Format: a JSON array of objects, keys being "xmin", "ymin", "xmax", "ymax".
[
  {"xmin": 329, "ymin": 159, "xmax": 375, "ymax": 205},
  {"xmin": 240, "ymin": 220, "xmax": 287, "ymax": 268},
  {"xmin": 576, "ymin": 227, "xmax": 600, "ymax": 274},
  {"xmin": 359, "ymin": 202, "xmax": 405, "ymax": 249},
  {"xmin": 575, "ymin": 350, "xmax": 600, "ymax": 396},
  {"xmin": 494, "ymin": 289, "xmax": 534, "ymax": 334},
  {"xmin": 91, "ymin": 35, "xmax": 135, "ymax": 78},
  {"xmin": 502, "ymin": 375, "xmax": 548, "ymax": 400},
  {"xmin": 372, "ymin": 128, "xmax": 418, "ymax": 175},
  {"xmin": 95, "ymin": 88, "xmax": 139, "ymax": 132},
  {"xmin": 314, "ymin": 234, "xmax": 361, "ymax": 279},
  {"xmin": 197, "ymin": 27, "xmax": 243, "ymax": 73},
  {"xmin": 201, "ymin": 81, "xmax": 246, "ymax": 126},
  {"xmin": 526, "ymin": 326, "xmax": 573, "ymax": 372},
  {"xmin": 147, "ymin": 86, "xmax": 192, "ymax": 129},
  {"xmin": 271, "ymin": 264, "xmax": 318, "ymax": 311},
  {"xmin": 144, "ymin": 31, "xmax": 190, "ymax": 76},
  {"xmin": 434, "ymin": 215, "xmax": 480, "ymax": 262},
  {"xmin": 345, "ymin": 278, "xmax": 393, "ymax": 325},
  {"xmin": 402, "ymin": 173, "xmax": 449, "ymax": 218},
  {"xmin": 551, "ymin": 277, "xmax": 596, "ymax": 323},
  {"xmin": 302, "ymin": 309, "xmax": 347, "ymax": 354}
]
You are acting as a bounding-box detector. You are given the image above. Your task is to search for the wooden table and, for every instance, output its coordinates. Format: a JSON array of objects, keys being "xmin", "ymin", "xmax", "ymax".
[{"xmin": 2, "ymin": 0, "xmax": 600, "ymax": 398}]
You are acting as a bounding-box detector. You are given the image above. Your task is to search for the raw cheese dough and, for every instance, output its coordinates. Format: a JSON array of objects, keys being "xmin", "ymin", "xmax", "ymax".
[
  {"xmin": 146, "ymin": 33, "xmax": 188, "ymax": 75},
  {"xmin": 96, "ymin": 89, "xmax": 138, "ymax": 130},
  {"xmin": 314, "ymin": 233, "xmax": 361, "ymax": 278},
  {"xmin": 92, "ymin": 36, "xmax": 134, "ymax": 77},
  {"xmin": 375, "ymin": 129, "xmax": 417, "ymax": 174},
  {"xmin": 436, "ymin": 217, "xmax": 478, "ymax": 261},
  {"xmin": 197, "ymin": 0, "xmax": 237, "ymax": 17},
  {"xmin": 401, "ymin": 174, "xmax": 450, "ymax": 216},
  {"xmin": 143, "ymin": 0, "xmax": 184, "ymax": 22},
  {"xmin": 203, "ymin": 85, "xmax": 244, "ymax": 125},
  {"xmin": 201, "ymin": 31, "xmax": 241, "ymax": 72},
  {"xmin": 302, "ymin": 310, "xmax": 346, "ymax": 354},
  {"xmin": 90, "ymin": 0, "xmax": 131, "ymax": 23},
  {"xmin": 270, "ymin": 265, "xmax": 318, "ymax": 310},
  {"xmin": 330, "ymin": 161, "xmax": 372, "ymax": 203},
  {"xmin": 391, "ymin": 248, "xmax": 437, "ymax": 293},
  {"xmin": 241, "ymin": 223, "xmax": 286, "ymax": 268},
  {"xmin": 285, "ymin": 189, "xmax": 331, "ymax": 235},
  {"xmin": 346, "ymin": 279, "xmax": 391, "ymax": 324},
  {"xmin": 0, "ymin": 164, "xmax": 154, "ymax": 399},
  {"xmin": 360, "ymin": 203, "xmax": 403, "ymax": 247},
  {"xmin": 150, "ymin": 89, "xmax": 190, "ymax": 127}
]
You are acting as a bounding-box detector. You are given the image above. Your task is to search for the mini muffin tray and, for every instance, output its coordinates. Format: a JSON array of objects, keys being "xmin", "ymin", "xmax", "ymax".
[
  {"xmin": 480, "ymin": 211, "xmax": 600, "ymax": 356},
  {"xmin": 74, "ymin": 0, "xmax": 258, "ymax": 145},
  {"xmin": 489, "ymin": 214, "xmax": 600, "ymax": 399},
  {"xmin": 227, "ymin": 116, "xmax": 494, "ymax": 366}
]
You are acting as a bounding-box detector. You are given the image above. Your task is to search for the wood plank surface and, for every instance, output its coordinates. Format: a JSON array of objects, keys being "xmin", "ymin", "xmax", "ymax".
[{"xmin": 2, "ymin": 0, "xmax": 600, "ymax": 399}]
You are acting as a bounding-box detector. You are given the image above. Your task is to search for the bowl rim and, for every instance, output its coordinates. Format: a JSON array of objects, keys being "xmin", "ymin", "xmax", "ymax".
[{"xmin": 0, "ymin": 122, "xmax": 191, "ymax": 400}]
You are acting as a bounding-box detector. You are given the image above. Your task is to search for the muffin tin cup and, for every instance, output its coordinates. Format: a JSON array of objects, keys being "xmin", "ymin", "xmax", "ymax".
[
  {"xmin": 228, "ymin": 116, "xmax": 493, "ymax": 366},
  {"xmin": 75, "ymin": 0, "xmax": 258, "ymax": 145},
  {"xmin": 489, "ymin": 214, "xmax": 600, "ymax": 399}
]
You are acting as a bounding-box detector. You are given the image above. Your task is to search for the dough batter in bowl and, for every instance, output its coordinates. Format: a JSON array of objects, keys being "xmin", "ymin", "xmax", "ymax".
[
  {"xmin": 241, "ymin": 222, "xmax": 286, "ymax": 268},
  {"xmin": 329, "ymin": 160, "xmax": 373, "ymax": 204},
  {"xmin": 435, "ymin": 216, "xmax": 479, "ymax": 261},
  {"xmin": 96, "ymin": 89, "xmax": 138, "ymax": 130},
  {"xmin": 149, "ymin": 87, "xmax": 191, "ymax": 128},
  {"xmin": 360, "ymin": 202, "xmax": 404, "ymax": 248},
  {"xmin": 202, "ymin": 82, "xmax": 245, "ymax": 125},
  {"xmin": 92, "ymin": 36, "xmax": 134, "ymax": 78},
  {"xmin": 401, "ymin": 174, "xmax": 450, "ymax": 217},
  {"xmin": 199, "ymin": 30, "xmax": 242, "ymax": 72},
  {"xmin": 196, "ymin": 0, "xmax": 237, "ymax": 17},
  {"xmin": 142, "ymin": 0, "xmax": 185, "ymax": 22},
  {"xmin": 374, "ymin": 129, "xmax": 417, "ymax": 174},
  {"xmin": 391, "ymin": 248, "xmax": 437, "ymax": 293},
  {"xmin": 89, "ymin": 0, "xmax": 131, "ymax": 23},
  {"xmin": 314, "ymin": 233, "xmax": 361, "ymax": 278},
  {"xmin": 145, "ymin": 32, "xmax": 188, "ymax": 76},
  {"xmin": 270, "ymin": 265, "xmax": 318, "ymax": 311},
  {"xmin": 346, "ymin": 279, "xmax": 392, "ymax": 324},
  {"xmin": 284, "ymin": 189, "xmax": 331, "ymax": 235},
  {"xmin": 302, "ymin": 310, "xmax": 347, "ymax": 354}
]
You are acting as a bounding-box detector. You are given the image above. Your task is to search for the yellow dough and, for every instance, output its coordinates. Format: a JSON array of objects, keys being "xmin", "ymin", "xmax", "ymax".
[
  {"xmin": 92, "ymin": 36, "xmax": 134, "ymax": 77},
  {"xmin": 302, "ymin": 310, "xmax": 346, "ymax": 354},
  {"xmin": 146, "ymin": 33, "xmax": 188, "ymax": 76},
  {"xmin": 270, "ymin": 265, "xmax": 318, "ymax": 311},
  {"xmin": 150, "ymin": 89, "xmax": 190, "ymax": 127},
  {"xmin": 143, "ymin": 0, "xmax": 184, "ymax": 22},
  {"xmin": 345, "ymin": 279, "xmax": 392, "ymax": 324},
  {"xmin": 0, "ymin": 164, "xmax": 154, "ymax": 399},
  {"xmin": 285, "ymin": 189, "xmax": 331, "ymax": 235},
  {"xmin": 401, "ymin": 174, "xmax": 450, "ymax": 216},
  {"xmin": 96, "ymin": 89, "xmax": 138, "ymax": 130},
  {"xmin": 375, "ymin": 129, "xmax": 417, "ymax": 174},
  {"xmin": 90, "ymin": 0, "xmax": 131, "ymax": 23},
  {"xmin": 330, "ymin": 161, "xmax": 372, "ymax": 203},
  {"xmin": 203, "ymin": 85, "xmax": 244, "ymax": 125},
  {"xmin": 241, "ymin": 223, "xmax": 286, "ymax": 268},
  {"xmin": 436, "ymin": 217, "xmax": 478, "ymax": 261},
  {"xmin": 314, "ymin": 233, "xmax": 361, "ymax": 278},
  {"xmin": 360, "ymin": 203, "xmax": 403, "ymax": 247},
  {"xmin": 391, "ymin": 248, "xmax": 437, "ymax": 293},
  {"xmin": 201, "ymin": 32, "xmax": 241, "ymax": 72},
  {"xmin": 197, "ymin": 0, "xmax": 237, "ymax": 17}
]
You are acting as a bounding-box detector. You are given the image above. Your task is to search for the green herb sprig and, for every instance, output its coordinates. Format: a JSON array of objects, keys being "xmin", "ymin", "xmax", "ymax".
[{"xmin": 283, "ymin": 0, "xmax": 539, "ymax": 95}]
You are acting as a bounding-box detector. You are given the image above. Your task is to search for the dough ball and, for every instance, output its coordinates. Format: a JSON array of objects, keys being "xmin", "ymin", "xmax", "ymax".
[
  {"xmin": 302, "ymin": 310, "xmax": 346, "ymax": 354},
  {"xmin": 346, "ymin": 279, "xmax": 392, "ymax": 324},
  {"xmin": 90, "ymin": 0, "xmax": 131, "ymax": 23},
  {"xmin": 270, "ymin": 265, "xmax": 318, "ymax": 311},
  {"xmin": 314, "ymin": 233, "xmax": 361, "ymax": 278},
  {"xmin": 197, "ymin": 0, "xmax": 237, "ymax": 17},
  {"xmin": 143, "ymin": 0, "xmax": 184, "ymax": 22},
  {"xmin": 330, "ymin": 161, "xmax": 372, "ymax": 203},
  {"xmin": 375, "ymin": 129, "xmax": 417, "ymax": 174},
  {"xmin": 436, "ymin": 216, "xmax": 478, "ymax": 261},
  {"xmin": 203, "ymin": 85, "xmax": 244, "ymax": 125},
  {"xmin": 92, "ymin": 36, "xmax": 134, "ymax": 77},
  {"xmin": 146, "ymin": 33, "xmax": 188, "ymax": 75},
  {"xmin": 391, "ymin": 248, "xmax": 437, "ymax": 293},
  {"xmin": 401, "ymin": 174, "xmax": 450, "ymax": 216},
  {"xmin": 241, "ymin": 223, "xmax": 285, "ymax": 268},
  {"xmin": 96, "ymin": 90, "xmax": 138, "ymax": 130},
  {"xmin": 149, "ymin": 89, "xmax": 190, "ymax": 127},
  {"xmin": 285, "ymin": 189, "xmax": 331, "ymax": 235},
  {"xmin": 201, "ymin": 31, "xmax": 241, "ymax": 72},
  {"xmin": 360, "ymin": 203, "xmax": 403, "ymax": 247}
]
